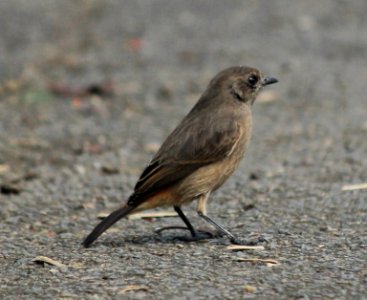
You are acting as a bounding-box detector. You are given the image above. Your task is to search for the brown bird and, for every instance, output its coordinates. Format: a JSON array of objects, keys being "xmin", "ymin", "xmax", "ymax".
[{"xmin": 83, "ymin": 66, "xmax": 278, "ymax": 247}]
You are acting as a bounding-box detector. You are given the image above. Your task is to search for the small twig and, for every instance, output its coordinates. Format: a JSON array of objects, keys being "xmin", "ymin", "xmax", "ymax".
[
  {"xmin": 226, "ymin": 245, "xmax": 265, "ymax": 251},
  {"xmin": 33, "ymin": 256, "xmax": 67, "ymax": 269},
  {"xmin": 97, "ymin": 210, "xmax": 178, "ymax": 220},
  {"xmin": 341, "ymin": 183, "xmax": 367, "ymax": 191},
  {"xmin": 118, "ymin": 285, "xmax": 148, "ymax": 294},
  {"xmin": 128, "ymin": 211, "xmax": 178, "ymax": 220},
  {"xmin": 235, "ymin": 258, "xmax": 280, "ymax": 266}
]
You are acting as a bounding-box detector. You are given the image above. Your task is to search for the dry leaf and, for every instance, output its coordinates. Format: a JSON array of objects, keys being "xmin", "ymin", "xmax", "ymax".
[
  {"xmin": 33, "ymin": 256, "xmax": 67, "ymax": 269},
  {"xmin": 226, "ymin": 245, "xmax": 265, "ymax": 251},
  {"xmin": 243, "ymin": 284, "xmax": 257, "ymax": 293},
  {"xmin": 0, "ymin": 164, "xmax": 10, "ymax": 173},
  {"xmin": 97, "ymin": 212, "xmax": 109, "ymax": 219},
  {"xmin": 126, "ymin": 38, "xmax": 143, "ymax": 52},
  {"xmin": 341, "ymin": 183, "xmax": 367, "ymax": 191},
  {"xmin": 3, "ymin": 79, "xmax": 22, "ymax": 93},
  {"xmin": 82, "ymin": 201, "xmax": 96, "ymax": 209},
  {"xmin": 118, "ymin": 285, "xmax": 148, "ymax": 294},
  {"xmin": 100, "ymin": 166, "xmax": 120, "ymax": 175}
]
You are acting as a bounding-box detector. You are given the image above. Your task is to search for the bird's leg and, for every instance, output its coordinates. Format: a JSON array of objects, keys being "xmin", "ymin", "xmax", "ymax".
[
  {"xmin": 197, "ymin": 194, "xmax": 237, "ymax": 242},
  {"xmin": 155, "ymin": 206, "xmax": 196, "ymax": 236},
  {"xmin": 197, "ymin": 195, "xmax": 263, "ymax": 245},
  {"xmin": 173, "ymin": 206, "xmax": 197, "ymax": 237},
  {"xmin": 154, "ymin": 206, "xmax": 198, "ymax": 236},
  {"xmin": 155, "ymin": 206, "xmax": 217, "ymax": 241}
]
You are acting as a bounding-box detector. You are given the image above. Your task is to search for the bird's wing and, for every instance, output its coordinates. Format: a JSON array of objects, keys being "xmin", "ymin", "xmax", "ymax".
[{"xmin": 128, "ymin": 116, "xmax": 242, "ymax": 206}]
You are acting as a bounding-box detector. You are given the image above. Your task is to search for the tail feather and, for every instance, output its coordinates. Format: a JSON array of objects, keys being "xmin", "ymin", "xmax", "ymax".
[{"xmin": 83, "ymin": 205, "xmax": 135, "ymax": 248}]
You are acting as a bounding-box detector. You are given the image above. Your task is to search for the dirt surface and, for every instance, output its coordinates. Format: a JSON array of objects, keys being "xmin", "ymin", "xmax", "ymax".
[{"xmin": 0, "ymin": 1, "xmax": 366, "ymax": 299}]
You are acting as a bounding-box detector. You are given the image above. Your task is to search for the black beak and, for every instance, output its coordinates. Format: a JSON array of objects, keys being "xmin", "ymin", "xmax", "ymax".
[{"xmin": 262, "ymin": 76, "xmax": 278, "ymax": 86}]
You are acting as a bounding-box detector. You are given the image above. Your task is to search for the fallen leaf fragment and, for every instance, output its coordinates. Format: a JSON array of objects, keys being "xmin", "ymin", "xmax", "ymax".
[
  {"xmin": 226, "ymin": 245, "xmax": 265, "ymax": 251},
  {"xmin": 126, "ymin": 38, "xmax": 143, "ymax": 52},
  {"xmin": 243, "ymin": 284, "xmax": 257, "ymax": 293},
  {"xmin": 71, "ymin": 97, "xmax": 84, "ymax": 108},
  {"xmin": 341, "ymin": 183, "xmax": 367, "ymax": 191},
  {"xmin": 118, "ymin": 285, "xmax": 148, "ymax": 294},
  {"xmin": 83, "ymin": 201, "xmax": 96, "ymax": 209},
  {"xmin": 0, "ymin": 164, "xmax": 10, "ymax": 173},
  {"xmin": 100, "ymin": 165, "xmax": 120, "ymax": 175},
  {"xmin": 97, "ymin": 212, "xmax": 109, "ymax": 219},
  {"xmin": 33, "ymin": 256, "xmax": 67, "ymax": 269},
  {"xmin": 5, "ymin": 79, "xmax": 22, "ymax": 91}
]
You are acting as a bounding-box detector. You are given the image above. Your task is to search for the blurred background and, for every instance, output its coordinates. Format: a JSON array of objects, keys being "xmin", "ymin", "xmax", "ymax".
[
  {"xmin": 0, "ymin": 1, "xmax": 366, "ymax": 299},
  {"xmin": 1, "ymin": 0, "xmax": 366, "ymax": 176}
]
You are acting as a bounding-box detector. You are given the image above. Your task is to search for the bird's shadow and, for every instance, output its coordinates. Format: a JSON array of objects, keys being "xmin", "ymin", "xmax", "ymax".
[
  {"xmin": 82, "ymin": 227, "xmax": 267, "ymax": 248},
  {"xmin": 93, "ymin": 229, "xmax": 229, "ymax": 248}
]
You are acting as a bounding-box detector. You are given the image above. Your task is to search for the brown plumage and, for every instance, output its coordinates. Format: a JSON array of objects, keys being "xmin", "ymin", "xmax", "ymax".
[{"xmin": 83, "ymin": 66, "xmax": 278, "ymax": 247}]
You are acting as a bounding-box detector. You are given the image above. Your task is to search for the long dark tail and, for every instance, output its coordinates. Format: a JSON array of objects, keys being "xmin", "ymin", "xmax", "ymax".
[{"xmin": 82, "ymin": 205, "xmax": 135, "ymax": 248}]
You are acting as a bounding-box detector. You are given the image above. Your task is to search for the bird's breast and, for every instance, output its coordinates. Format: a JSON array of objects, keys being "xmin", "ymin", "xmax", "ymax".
[{"xmin": 176, "ymin": 114, "xmax": 252, "ymax": 200}]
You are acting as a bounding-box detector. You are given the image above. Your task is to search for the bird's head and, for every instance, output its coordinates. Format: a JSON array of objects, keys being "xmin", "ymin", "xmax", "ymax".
[{"xmin": 210, "ymin": 66, "xmax": 278, "ymax": 105}]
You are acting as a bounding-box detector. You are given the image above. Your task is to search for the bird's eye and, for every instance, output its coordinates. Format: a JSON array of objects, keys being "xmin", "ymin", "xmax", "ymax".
[{"xmin": 247, "ymin": 75, "xmax": 259, "ymax": 87}]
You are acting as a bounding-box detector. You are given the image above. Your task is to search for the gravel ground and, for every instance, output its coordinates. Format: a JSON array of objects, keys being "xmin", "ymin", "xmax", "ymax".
[{"xmin": 0, "ymin": 1, "xmax": 366, "ymax": 299}]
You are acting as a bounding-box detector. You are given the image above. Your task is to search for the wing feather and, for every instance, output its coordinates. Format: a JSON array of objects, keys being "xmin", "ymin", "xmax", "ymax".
[{"xmin": 128, "ymin": 113, "xmax": 242, "ymax": 206}]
